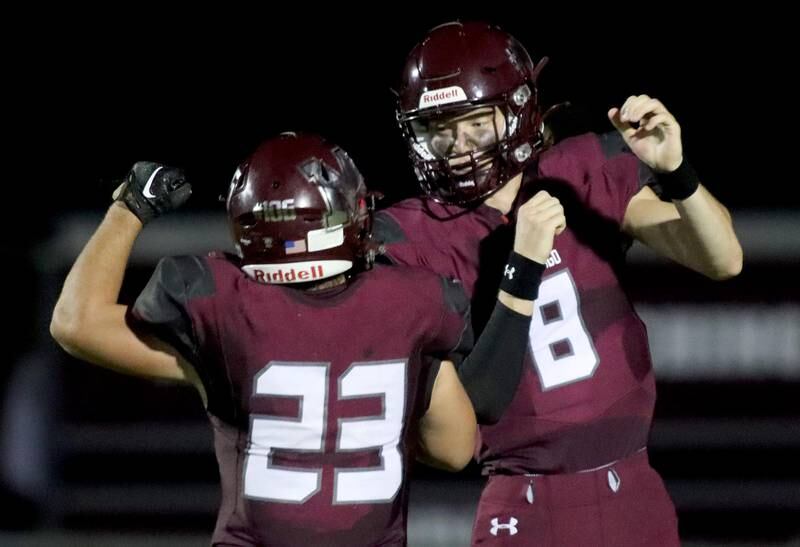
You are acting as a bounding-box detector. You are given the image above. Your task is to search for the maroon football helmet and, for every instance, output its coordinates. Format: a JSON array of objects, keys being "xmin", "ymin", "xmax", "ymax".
[
  {"xmin": 396, "ymin": 21, "xmax": 548, "ymax": 205},
  {"xmin": 226, "ymin": 132, "xmax": 373, "ymax": 284}
]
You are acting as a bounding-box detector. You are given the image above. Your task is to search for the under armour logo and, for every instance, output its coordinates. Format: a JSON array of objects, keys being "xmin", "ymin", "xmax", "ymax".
[
  {"xmin": 490, "ymin": 517, "xmax": 519, "ymax": 536},
  {"xmin": 504, "ymin": 265, "xmax": 515, "ymax": 279},
  {"xmin": 608, "ymin": 469, "xmax": 621, "ymax": 493}
]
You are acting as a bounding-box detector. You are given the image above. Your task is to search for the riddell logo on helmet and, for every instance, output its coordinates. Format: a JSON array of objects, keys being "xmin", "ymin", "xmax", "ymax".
[
  {"xmin": 242, "ymin": 260, "xmax": 353, "ymax": 284},
  {"xmin": 252, "ymin": 265, "xmax": 324, "ymax": 283},
  {"xmin": 419, "ymin": 86, "xmax": 467, "ymax": 108}
]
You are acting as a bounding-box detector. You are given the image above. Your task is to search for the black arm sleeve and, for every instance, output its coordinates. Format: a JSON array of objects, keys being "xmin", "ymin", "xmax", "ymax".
[{"xmin": 457, "ymin": 301, "xmax": 532, "ymax": 425}]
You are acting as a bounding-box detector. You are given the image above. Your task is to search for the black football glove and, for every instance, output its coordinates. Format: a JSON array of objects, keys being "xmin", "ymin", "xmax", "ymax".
[{"xmin": 113, "ymin": 161, "xmax": 191, "ymax": 224}]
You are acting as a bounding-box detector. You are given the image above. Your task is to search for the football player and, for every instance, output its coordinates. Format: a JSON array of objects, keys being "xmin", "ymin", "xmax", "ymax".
[
  {"xmin": 51, "ymin": 132, "xmax": 562, "ymax": 546},
  {"xmin": 378, "ymin": 21, "xmax": 743, "ymax": 546}
]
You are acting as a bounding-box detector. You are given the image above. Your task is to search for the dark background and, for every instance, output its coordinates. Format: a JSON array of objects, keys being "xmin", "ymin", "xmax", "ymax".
[{"xmin": 4, "ymin": 9, "xmax": 798, "ymax": 546}]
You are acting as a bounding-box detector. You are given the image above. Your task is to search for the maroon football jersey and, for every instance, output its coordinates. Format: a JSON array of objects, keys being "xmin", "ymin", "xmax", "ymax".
[
  {"xmin": 377, "ymin": 131, "xmax": 657, "ymax": 473},
  {"xmin": 132, "ymin": 257, "xmax": 471, "ymax": 546}
]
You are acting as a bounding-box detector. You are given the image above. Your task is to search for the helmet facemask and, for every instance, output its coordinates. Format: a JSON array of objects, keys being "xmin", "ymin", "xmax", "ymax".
[{"xmin": 396, "ymin": 21, "xmax": 549, "ymax": 206}]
